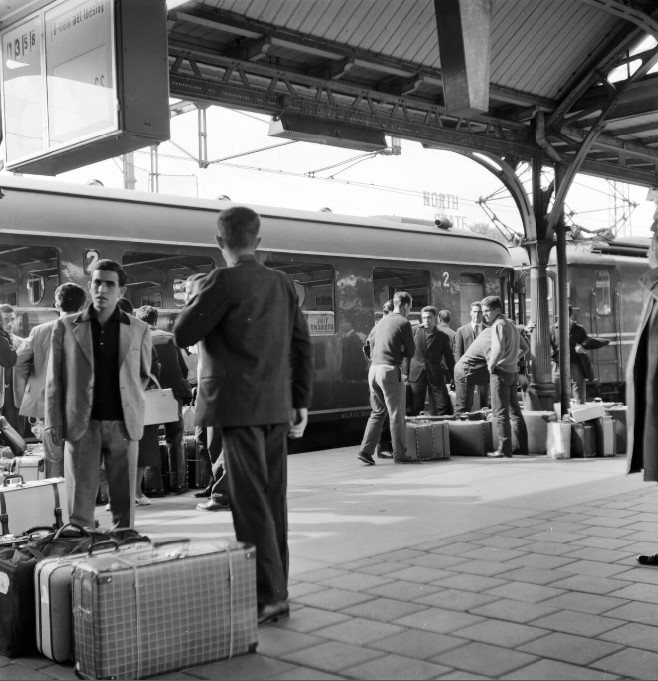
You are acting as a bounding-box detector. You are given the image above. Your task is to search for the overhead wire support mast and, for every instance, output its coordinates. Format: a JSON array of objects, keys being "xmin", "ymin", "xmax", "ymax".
[{"xmin": 476, "ymin": 196, "xmax": 524, "ymax": 244}]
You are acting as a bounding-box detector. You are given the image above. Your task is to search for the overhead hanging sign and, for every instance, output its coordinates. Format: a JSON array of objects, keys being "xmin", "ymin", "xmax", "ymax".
[{"xmin": 0, "ymin": 0, "xmax": 170, "ymax": 175}]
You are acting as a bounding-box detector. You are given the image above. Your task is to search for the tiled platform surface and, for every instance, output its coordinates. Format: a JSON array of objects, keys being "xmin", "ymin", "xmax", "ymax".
[{"xmin": 5, "ymin": 448, "xmax": 658, "ymax": 680}]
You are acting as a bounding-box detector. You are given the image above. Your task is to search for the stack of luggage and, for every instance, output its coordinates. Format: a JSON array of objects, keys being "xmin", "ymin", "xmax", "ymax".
[{"xmin": 0, "ymin": 475, "xmax": 258, "ymax": 679}]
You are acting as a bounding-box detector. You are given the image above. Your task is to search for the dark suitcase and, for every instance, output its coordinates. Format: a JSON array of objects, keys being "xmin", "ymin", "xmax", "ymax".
[
  {"xmin": 425, "ymin": 422, "xmax": 450, "ymax": 460},
  {"xmin": 448, "ymin": 420, "xmax": 493, "ymax": 456},
  {"xmin": 571, "ymin": 422, "xmax": 596, "ymax": 458},
  {"xmin": 159, "ymin": 440, "xmax": 187, "ymax": 490},
  {"xmin": 72, "ymin": 539, "xmax": 258, "ymax": 680},
  {"xmin": 594, "ymin": 415, "xmax": 616, "ymax": 457},
  {"xmin": 185, "ymin": 435, "xmax": 210, "ymax": 489},
  {"xmin": 405, "ymin": 421, "xmax": 433, "ymax": 460},
  {"xmin": 523, "ymin": 410, "xmax": 558, "ymax": 455},
  {"xmin": 0, "ymin": 524, "xmax": 111, "ymax": 657},
  {"xmin": 95, "ymin": 467, "xmax": 109, "ymax": 505},
  {"xmin": 35, "ymin": 534, "xmax": 151, "ymax": 663}
]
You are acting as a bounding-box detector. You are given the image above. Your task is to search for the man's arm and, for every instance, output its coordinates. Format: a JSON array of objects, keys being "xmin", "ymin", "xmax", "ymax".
[
  {"xmin": 44, "ymin": 321, "xmax": 64, "ymax": 446},
  {"xmin": 289, "ymin": 306, "xmax": 313, "ymax": 438},
  {"xmin": 488, "ymin": 322, "xmax": 504, "ymax": 373},
  {"xmin": 454, "ymin": 328, "xmax": 465, "ymax": 362},
  {"xmin": 443, "ymin": 337, "xmax": 456, "ymax": 375},
  {"xmin": 174, "ymin": 270, "xmax": 229, "ymax": 348},
  {"xmin": 141, "ymin": 327, "xmax": 153, "ymax": 389},
  {"xmin": 401, "ymin": 321, "xmax": 416, "ymax": 360},
  {"xmin": 14, "ymin": 329, "xmax": 35, "ymax": 382}
]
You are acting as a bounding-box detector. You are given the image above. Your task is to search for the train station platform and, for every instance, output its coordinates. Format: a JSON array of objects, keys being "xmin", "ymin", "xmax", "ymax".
[{"xmin": 3, "ymin": 446, "xmax": 658, "ymax": 680}]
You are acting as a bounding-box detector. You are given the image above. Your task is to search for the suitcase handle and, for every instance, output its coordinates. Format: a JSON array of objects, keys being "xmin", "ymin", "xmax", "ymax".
[
  {"xmin": 87, "ymin": 539, "xmax": 120, "ymax": 555},
  {"xmin": 2, "ymin": 473, "xmax": 23, "ymax": 486},
  {"xmin": 24, "ymin": 525, "xmax": 56, "ymax": 538},
  {"xmin": 52, "ymin": 522, "xmax": 90, "ymax": 539}
]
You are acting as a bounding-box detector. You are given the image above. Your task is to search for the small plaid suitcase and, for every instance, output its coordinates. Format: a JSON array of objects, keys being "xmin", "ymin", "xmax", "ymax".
[{"xmin": 72, "ymin": 539, "xmax": 258, "ymax": 680}]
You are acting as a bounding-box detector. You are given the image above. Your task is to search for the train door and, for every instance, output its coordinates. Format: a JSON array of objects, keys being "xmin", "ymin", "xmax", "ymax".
[
  {"xmin": 589, "ymin": 267, "xmax": 620, "ymax": 396},
  {"xmin": 373, "ymin": 267, "xmax": 430, "ymax": 325},
  {"xmin": 458, "ymin": 274, "xmax": 484, "ymax": 325}
]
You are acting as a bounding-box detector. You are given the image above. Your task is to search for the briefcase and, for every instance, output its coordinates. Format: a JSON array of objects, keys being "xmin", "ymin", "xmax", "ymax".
[
  {"xmin": 0, "ymin": 475, "xmax": 68, "ymax": 535},
  {"xmin": 72, "ymin": 539, "xmax": 258, "ymax": 680}
]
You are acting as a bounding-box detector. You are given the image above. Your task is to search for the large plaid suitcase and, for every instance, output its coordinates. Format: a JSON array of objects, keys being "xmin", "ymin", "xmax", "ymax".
[
  {"xmin": 0, "ymin": 475, "xmax": 68, "ymax": 535},
  {"xmin": 72, "ymin": 540, "xmax": 258, "ymax": 680},
  {"xmin": 35, "ymin": 535, "xmax": 151, "ymax": 663}
]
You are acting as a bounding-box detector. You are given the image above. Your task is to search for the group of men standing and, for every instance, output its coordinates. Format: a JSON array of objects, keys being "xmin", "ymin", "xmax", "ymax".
[
  {"xmin": 4, "ymin": 206, "xmax": 312, "ymax": 627},
  {"xmin": 357, "ymin": 294, "xmax": 530, "ymax": 463}
]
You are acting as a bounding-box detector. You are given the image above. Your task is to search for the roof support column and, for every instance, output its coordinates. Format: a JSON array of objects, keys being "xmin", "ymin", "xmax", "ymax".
[{"xmin": 523, "ymin": 156, "xmax": 555, "ymax": 411}]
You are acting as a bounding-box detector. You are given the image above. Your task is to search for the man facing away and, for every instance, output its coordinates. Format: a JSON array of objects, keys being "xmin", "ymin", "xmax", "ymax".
[
  {"xmin": 357, "ymin": 291, "xmax": 416, "ymax": 465},
  {"xmin": 45, "ymin": 259, "xmax": 152, "ymax": 531},
  {"xmin": 174, "ymin": 206, "xmax": 313, "ymax": 625},
  {"xmin": 407, "ymin": 305, "xmax": 455, "ymax": 416},
  {"xmin": 481, "ymin": 295, "xmax": 529, "ymax": 459},
  {"xmin": 454, "ymin": 301, "xmax": 488, "ymax": 412},
  {"xmin": 15, "ymin": 283, "xmax": 87, "ymax": 476}
]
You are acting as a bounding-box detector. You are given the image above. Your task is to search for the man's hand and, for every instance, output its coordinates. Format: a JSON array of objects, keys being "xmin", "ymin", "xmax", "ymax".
[
  {"xmin": 288, "ymin": 408, "xmax": 308, "ymax": 439},
  {"xmin": 45, "ymin": 426, "xmax": 63, "ymax": 448}
]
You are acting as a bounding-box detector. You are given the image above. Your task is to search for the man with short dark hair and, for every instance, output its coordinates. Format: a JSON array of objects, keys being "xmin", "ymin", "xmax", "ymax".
[
  {"xmin": 174, "ymin": 206, "xmax": 313, "ymax": 625},
  {"xmin": 136, "ymin": 305, "xmax": 192, "ymax": 494},
  {"xmin": 358, "ymin": 291, "xmax": 416, "ymax": 465},
  {"xmin": 0, "ymin": 303, "xmax": 24, "ymax": 434},
  {"xmin": 454, "ymin": 301, "xmax": 489, "ymax": 412},
  {"xmin": 437, "ymin": 309, "xmax": 456, "ymax": 346},
  {"xmin": 481, "ymin": 296, "xmax": 529, "ymax": 459},
  {"xmin": 45, "ymin": 259, "xmax": 152, "ymax": 530},
  {"xmin": 16, "ymin": 283, "xmax": 87, "ymax": 476},
  {"xmin": 408, "ymin": 306, "xmax": 455, "ymax": 415}
]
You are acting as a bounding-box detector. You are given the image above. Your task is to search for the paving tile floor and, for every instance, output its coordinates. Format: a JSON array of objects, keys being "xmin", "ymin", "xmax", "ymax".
[{"xmin": 3, "ymin": 448, "xmax": 658, "ymax": 679}]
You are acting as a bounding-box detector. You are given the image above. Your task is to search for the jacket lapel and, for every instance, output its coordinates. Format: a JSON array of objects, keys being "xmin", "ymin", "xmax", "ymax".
[
  {"xmin": 118, "ymin": 319, "xmax": 131, "ymax": 367},
  {"xmin": 71, "ymin": 314, "xmax": 94, "ymax": 367}
]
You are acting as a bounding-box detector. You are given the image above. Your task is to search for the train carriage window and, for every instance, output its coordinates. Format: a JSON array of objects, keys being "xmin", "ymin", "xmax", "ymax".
[
  {"xmin": 265, "ymin": 260, "xmax": 335, "ymax": 335},
  {"xmin": 122, "ymin": 252, "xmax": 214, "ymax": 309},
  {"xmin": 373, "ymin": 268, "xmax": 429, "ymax": 321},
  {"xmin": 0, "ymin": 243, "xmax": 60, "ymax": 333},
  {"xmin": 459, "ymin": 274, "xmax": 485, "ymax": 324},
  {"xmin": 595, "ymin": 270, "xmax": 612, "ymax": 315}
]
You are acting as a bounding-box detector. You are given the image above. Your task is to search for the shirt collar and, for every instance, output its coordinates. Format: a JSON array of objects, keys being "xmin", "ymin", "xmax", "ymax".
[{"xmin": 86, "ymin": 303, "xmax": 130, "ymax": 325}]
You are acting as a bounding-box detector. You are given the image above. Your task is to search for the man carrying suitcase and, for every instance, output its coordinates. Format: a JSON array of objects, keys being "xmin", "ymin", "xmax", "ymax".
[
  {"xmin": 45, "ymin": 259, "xmax": 152, "ymax": 531},
  {"xmin": 174, "ymin": 207, "xmax": 313, "ymax": 625}
]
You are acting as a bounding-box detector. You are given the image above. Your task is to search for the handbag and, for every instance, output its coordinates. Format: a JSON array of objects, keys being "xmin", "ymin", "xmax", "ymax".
[{"xmin": 143, "ymin": 376, "xmax": 179, "ymax": 426}]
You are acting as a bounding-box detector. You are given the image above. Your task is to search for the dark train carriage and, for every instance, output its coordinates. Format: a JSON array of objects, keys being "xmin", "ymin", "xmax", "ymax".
[
  {"xmin": 512, "ymin": 238, "xmax": 650, "ymax": 401},
  {"xmin": 0, "ymin": 176, "xmax": 512, "ymax": 447}
]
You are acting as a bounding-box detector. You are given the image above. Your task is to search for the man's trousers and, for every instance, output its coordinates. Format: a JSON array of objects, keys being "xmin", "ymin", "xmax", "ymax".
[{"xmin": 221, "ymin": 423, "xmax": 289, "ymax": 608}]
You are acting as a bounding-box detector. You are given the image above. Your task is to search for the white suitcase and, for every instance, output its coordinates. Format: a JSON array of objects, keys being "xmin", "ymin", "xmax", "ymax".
[
  {"xmin": 9, "ymin": 453, "xmax": 46, "ymax": 481},
  {"xmin": 547, "ymin": 422, "xmax": 571, "ymax": 459},
  {"xmin": 569, "ymin": 403, "xmax": 606, "ymax": 422},
  {"xmin": 0, "ymin": 475, "xmax": 68, "ymax": 535},
  {"xmin": 594, "ymin": 416, "xmax": 616, "ymax": 457}
]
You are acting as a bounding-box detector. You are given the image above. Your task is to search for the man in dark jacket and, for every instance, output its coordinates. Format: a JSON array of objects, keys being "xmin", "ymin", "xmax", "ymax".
[
  {"xmin": 174, "ymin": 206, "xmax": 312, "ymax": 625},
  {"xmin": 550, "ymin": 305, "xmax": 608, "ymax": 404},
  {"xmin": 454, "ymin": 301, "xmax": 488, "ymax": 411},
  {"xmin": 136, "ymin": 305, "xmax": 192, "ymax": 494},
  {"xmin": 357, "ymin": 291, "xmax": 416, "ymax": 465},
  {"xmin": 407, "ymin": 306, "xmax": 455, "ymax": 415}
]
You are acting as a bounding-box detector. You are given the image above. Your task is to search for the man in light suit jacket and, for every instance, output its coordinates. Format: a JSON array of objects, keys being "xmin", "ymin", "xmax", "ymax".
[
  {"xmin": 454, "ymin": 301, "xmax": 488, "ymax": 412},
  {"xmin": 16, "ymin": 283, "xmax": 87, "ymax": 476},
  {"xmin": 45, "ymin": 260, "xmax": 152, "ymax": 531},
  {"xmin": 174, "ymin": 206, "xmax": 313, "ymax": 626}
]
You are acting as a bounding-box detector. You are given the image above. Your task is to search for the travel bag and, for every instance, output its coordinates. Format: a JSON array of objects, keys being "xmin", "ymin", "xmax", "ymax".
[
  {"xmin": 594, "ymin": 415, "xmax": 616, "ymax": 457},
  {"xmin": 0, "ymin": 475, "xmax": 68, "ymax": 536},
  {"xmin": 35, "ymin": 533, "xmax": 152, "ymax": 663},
  {"xmin": 0, "ymin": 524, "xmax": 111, "ymax": 657},
  {"xmin": 72, "ymin": 539, "xmax": 258, "ymax": 680},
  {"xmin": 605, "ymin": 405, "xmax": 627, "ymax": 454},
  {"xmin": 522, "ymin": 410, "xmax": 558, "ymax": 455},
  {"xmin": 571, "ymin": 421, "xmax": 596, "ymax": 458},
  {"xmin": 447, "ymin": 420, "xmax": 493, "ymax": 456},
  {"xmin": 185, "ymin": 435, "xmax": 209, "ymax": 488},
  {"xmin": 547, "ymin": 421, "xmax": 571, "ymax": 459}
]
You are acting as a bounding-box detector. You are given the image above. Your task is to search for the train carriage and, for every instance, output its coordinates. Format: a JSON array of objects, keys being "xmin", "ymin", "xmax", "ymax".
[{"xmin": 0, "ymin": 176, "xmax": 513, "ymax": 448}]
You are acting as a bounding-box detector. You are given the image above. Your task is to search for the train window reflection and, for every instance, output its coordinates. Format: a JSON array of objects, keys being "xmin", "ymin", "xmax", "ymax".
[
  {"xmin": 595, "ymin": 270, "xmax": 612, "ymax": 315},
  {"xmin": 266, "ymin": 261, "xmax": 335, "ymax": 335},
  {"xmin": 373, "ymin": 268, "xmax": 429, "ymax": 319},
  {"xmin": 0, "ymin": 243, "xmax": 59, "ymax": 312},
  {"xmin": 122, "ymin": 252, "xmax": 214, "ymax": 309}
]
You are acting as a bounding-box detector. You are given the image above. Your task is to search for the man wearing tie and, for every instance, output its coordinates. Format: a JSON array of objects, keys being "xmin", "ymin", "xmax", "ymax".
[{"xmin": 454, "ymin": 301, "xmax": 489, "ymax": 413}]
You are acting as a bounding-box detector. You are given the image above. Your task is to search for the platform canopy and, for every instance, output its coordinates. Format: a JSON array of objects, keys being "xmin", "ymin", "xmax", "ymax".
[{"xmin": 0, "ymin": 0, "xmax": 656, "ymax": 188}]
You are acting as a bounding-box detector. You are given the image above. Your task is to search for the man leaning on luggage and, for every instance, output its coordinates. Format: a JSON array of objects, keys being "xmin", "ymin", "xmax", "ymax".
[
  {"xmin": 45, "ymin": 259, "xmax": 152, "ymax": 531},
  {"xmin": 174, "ymin": 206, "xmax": 313, "ymax": 626}
]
